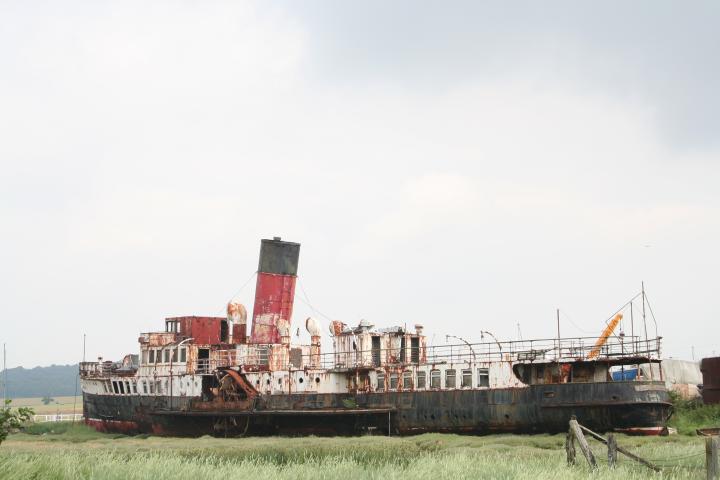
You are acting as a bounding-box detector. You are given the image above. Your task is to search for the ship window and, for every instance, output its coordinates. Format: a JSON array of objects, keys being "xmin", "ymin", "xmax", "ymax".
[
  {"xmin": 402, "ymin": 371, "xmax": 413, "ymax": 390},
  {"xmin": 445, "ymin": 369, "xmax": 456, "ymax": 389},
  {"xmin": 149, "ymin": 350, "xmax": 155, "ymax": 364},
  {"xmin": 118, "ymin": 381, "xmax": 125, "ymax": 394},
  {"xmin": 416, "ymin": 371, "xmax": 426, "ymax": 389},
  {"xmin": 112, "ymin": 381, "xmax": 118, "ymax": 394},
  {"xmin": 478, "ymin": 368, "xmax": 489, "ymax": 387},
  {"xmin": 389, "ymin": 373, "xmax": 399, "ymax": 390},
  {"xmin": 141, "ymin": 381, "xmax": 147, "ymax": 394},
  {"xmin": 170, "ymin": 348, "xmax": 177, "ymax": 363},
  {"xmin": 410, "ymin": 337, "xmax": 420, "ymax": 363},
  {"xmin": 149, "ymin": 380, "xmax": 155, "ymax": 394},
  {"xmin": 156, "ymin": 380, "xmax": 162, "ymax": 394},
  {"xmin": 164, "ymin": 349, "xmax": 170, "ymax": 364},
  {"xmin": 462, "ymin": 369, "xmax": 472, "ymax": 388},
  {"xmin": 430, "ymin": 370, "xmax": 440, "ymax": 389},
  {"xmin": 142, "ymin": 351, "xmax": 148, "ymax": 365},
  {"xmin": 180, "ymin": 348, "xmax": 186, "ymax": 363},
  {"xmin": 126, "ymin": 381, "xmax": 131, "ymax": 394},
  {"xmin": 130, "ymin": 382, "xmax": 136, "ymax": 394},
  {"xmin": 376, "ymin": 373, "xmax": 385, "ymax": 391}
]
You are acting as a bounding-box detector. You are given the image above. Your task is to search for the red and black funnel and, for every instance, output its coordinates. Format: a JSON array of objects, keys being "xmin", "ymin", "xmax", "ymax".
[{"xmin": 250, "ymin": 237, "xmax": 300, "ymax": 344}]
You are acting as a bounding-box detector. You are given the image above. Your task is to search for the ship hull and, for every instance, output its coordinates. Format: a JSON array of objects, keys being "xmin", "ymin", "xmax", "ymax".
[{"xmin": 83, "ymin": 380, "xmax": 672, "ymax": 436}]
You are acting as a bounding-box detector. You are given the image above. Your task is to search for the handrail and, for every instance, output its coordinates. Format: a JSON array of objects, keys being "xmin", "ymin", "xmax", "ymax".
[{"xmin": 80, "ymin": 335, "xmax": 662, "ymax": 375}]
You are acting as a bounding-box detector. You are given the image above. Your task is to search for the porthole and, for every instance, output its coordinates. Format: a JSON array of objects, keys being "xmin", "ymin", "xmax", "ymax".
[
  {"xmin": 256, "ymin": 380, "xmax": 260, "ymax": 385},
  {"xmin": 266, "ymin": 379, "xmax": 271, "ymax": 385},
  {"xmin": 299, "ymin": 377, "xmax": 304, "ymax": 383},
  {"xmin": 315, "ymin": 377, "xmax": 320, "ymax": 384},
  {"xmin": 278, "ymin": 378, "xmax": 282, "ymax": 385}
]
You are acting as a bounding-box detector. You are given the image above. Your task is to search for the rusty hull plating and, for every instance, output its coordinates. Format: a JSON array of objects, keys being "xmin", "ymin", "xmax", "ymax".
[{"xmin": 80, "ymin": 237, "xmax": 672, "ymax": 437}]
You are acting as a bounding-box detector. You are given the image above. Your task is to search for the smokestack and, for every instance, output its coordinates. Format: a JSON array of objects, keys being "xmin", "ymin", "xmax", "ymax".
[{"xmin": 250, "ymin": 237, "xmax": 300, "ymax": 344}]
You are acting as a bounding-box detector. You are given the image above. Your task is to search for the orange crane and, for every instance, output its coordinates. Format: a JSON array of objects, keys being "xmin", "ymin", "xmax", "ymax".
[{"xmin": 587, "ymin": 313, "xmax": 623, "ymax": 360}]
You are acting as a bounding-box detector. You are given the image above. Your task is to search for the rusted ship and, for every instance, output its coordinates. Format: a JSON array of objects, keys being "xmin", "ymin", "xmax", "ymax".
[{"xmin": 80, "ymin": 237, "xmax": 672, "ymax": 436}]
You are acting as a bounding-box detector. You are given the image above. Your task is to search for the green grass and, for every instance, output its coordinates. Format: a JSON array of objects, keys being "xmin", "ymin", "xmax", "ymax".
[
  {"xmin": 2, "ymin": 400, "xmax": 717, "ymax": 479},
  {"xmin": 668, "ymin": 392, "xmax": 720, "ymax": 435},
  {"xmin": 0, "ymin": 424, "xmax": 711, "ymax": 479}
]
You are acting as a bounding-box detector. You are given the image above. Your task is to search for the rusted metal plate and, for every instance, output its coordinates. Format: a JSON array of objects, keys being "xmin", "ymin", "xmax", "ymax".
[
  {"xmin": 701, "ymin": 357, "xmax": 720, "ymax": 404},
  {"xmin": 250, "ymin": 272, "xmax": 296, "ymax": 344},
  {"xmin": 166, "ymin": 316, "xmax": 226, "ymax": 345},
  {"xmin": 83, "ymin": 380, "xmax": 672, "ymax": 437}
]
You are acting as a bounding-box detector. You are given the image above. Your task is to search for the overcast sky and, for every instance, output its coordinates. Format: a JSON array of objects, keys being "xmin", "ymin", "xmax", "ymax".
[{"xmin": 1, "ymin": 1, "xmax": 719, "ymax": 368}]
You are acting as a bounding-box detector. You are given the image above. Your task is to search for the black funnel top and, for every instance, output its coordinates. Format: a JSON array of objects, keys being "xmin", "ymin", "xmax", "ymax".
[{"xmin": 257, "ymin": 238, "xmax": 301, "ymax": 275}]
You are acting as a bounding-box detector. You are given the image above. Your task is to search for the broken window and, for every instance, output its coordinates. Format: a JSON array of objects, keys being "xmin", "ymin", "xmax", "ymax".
[
  {"xmin": 171, "ymin": 348, "xmax": 178, "ymax": 363},
  {"xmin": 416, "ymin": 371, "xmax": 426, "ymax": 389},
  {"xmin": 389, "ymin": 373, "xmax": 399, "ymax": 390},
  {"xmin": 149, "ymin": 350, "xmax": 155, "ymax": 364},
  {"xmin": 112, "ymin": 381, "xmax": 119, "ymax": 394},
  {"xmin": 402, "ymin": 371, "xmax": 413, "ymax": 390},
  {"xmin": 477, "ymin": 368, "xmax": 489, "ymax": 387},
  {"xmin": 180, "ymin": 347, "xmax": 186, "ymax": 363},
  {"xmin": 376, "ymin": 373, "xmax": 385, "ymax": 391},
  {"xmin": 462, "ymin": 369, "xmax": 472, "ymax": 388},
  {"xmin": 445, "ymin": 369, "xmax": 456, "ymax": 388},
  {"xmin": 430, "ymin": 370, "xmax": 441, "ymax": 388},
  {"xmin": 118, "ymin": 381, "xmax": 125, "ymax": 394}
]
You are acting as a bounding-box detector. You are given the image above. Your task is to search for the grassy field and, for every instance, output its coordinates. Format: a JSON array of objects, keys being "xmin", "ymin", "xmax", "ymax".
[
  {"xmin": 10, "ymin": 396, "xmax": 83, "ymax": 415},
  {"xmin": 1, "ymin": 396, "xmax": 716, "ymax": 479},
  {"xmin": 0, "ymin": 423, "xmax": 713, "ymax": 480}
]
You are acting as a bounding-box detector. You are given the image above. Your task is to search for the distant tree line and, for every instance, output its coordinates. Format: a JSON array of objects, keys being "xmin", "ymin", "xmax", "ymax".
[{"xmin": 0, "ymin": 364, "xmax": 79, "ymax": 398}]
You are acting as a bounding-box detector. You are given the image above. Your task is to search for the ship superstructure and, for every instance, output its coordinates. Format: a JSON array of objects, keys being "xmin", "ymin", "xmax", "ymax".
[{"xmin": 80, "ymin": 238, "xmax": 671, "ymax": 436}]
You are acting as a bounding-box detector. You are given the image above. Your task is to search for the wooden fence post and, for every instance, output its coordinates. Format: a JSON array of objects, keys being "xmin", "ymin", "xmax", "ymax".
[
  {"xmin": 569, "ymin": 418, "xmax": 597, "ymax": 470},
  {"xmin": 708, "ymin": 436, "xmax": 719, "ymax": 480},
  {"xmin": 607, "ymin": 433, "xmax": 617, "ymax": 468},
  {"xmin": 566, "ymin": 430, "xmax": 576, "ymax": 465}
]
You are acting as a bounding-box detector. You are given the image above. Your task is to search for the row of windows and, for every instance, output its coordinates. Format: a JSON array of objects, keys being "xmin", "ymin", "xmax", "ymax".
[
  {"xmin": 377, "ymin": 368, "xmax": 489, "ymax": 391},
  {"xmin": 103, "ymin": 378, "xmax": 174, "ymax": 395},
  {"xmin": 141, "ymin": 347, "xmax": 187, "ymax": 365}
]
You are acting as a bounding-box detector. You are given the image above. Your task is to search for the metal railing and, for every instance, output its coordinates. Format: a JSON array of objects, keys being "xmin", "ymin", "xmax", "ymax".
[
  {"xmin": 297, "ymin": 335, "xmax": 661, "ymax": 370},
  {"xmin": 83, "ymin": 335, "xmax": 661, "ymax": 377}
]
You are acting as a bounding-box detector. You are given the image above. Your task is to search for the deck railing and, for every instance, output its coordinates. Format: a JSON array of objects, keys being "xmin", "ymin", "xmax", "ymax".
[{"xmin": 82, "ymin": 335, "xmax": 661, "ymax": 376}]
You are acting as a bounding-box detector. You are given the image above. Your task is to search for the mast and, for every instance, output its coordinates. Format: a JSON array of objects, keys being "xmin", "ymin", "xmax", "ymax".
[
  {"xmin": 641, "ymin": 282, "xmax": 653, "ymax": 381},
  {"xmin": 556, "ymin": 308, "xmax": 561, "ymax": 357}
]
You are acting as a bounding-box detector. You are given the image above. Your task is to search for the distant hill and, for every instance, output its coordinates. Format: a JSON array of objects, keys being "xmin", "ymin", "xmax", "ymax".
[{"xmin": 0, "ymin": 364, "xmax": 79, "ymax": 398}]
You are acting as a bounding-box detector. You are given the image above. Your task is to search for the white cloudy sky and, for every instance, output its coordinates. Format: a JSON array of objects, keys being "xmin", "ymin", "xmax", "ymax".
[{"xmin": 1, "ymin": 1, "xmax": 718, "ymax": 368}]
